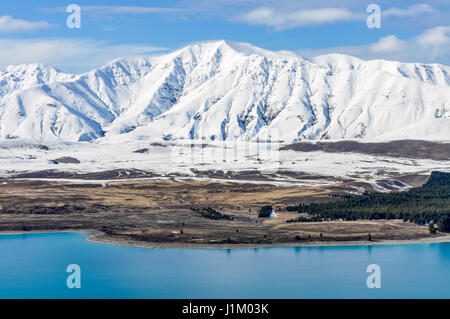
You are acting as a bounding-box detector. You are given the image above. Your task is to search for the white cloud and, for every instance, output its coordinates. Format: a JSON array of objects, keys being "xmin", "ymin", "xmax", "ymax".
[
  {"xmin": 383, "ymin": 4, "xmax": 436, "ymax": 18},
  {"xmin": 233, "ymin": 3, "xmax": 440, "ymax": 30},
  {"xmin": 236, "ymin": 7, "xmax": 362, "ymax": 30},
  {"xmin": 416, "ymin": 26, "xmax": 450, "ymax": 59},
  {"xmin": 369, "ymin": 35, "xmax": 407, "ymax": 54},
  {"xmin": 232, "ymin": 2, "xmax": 437, "ymax": 30},
  {"xmin": 0, "ymin": 38, "xmax": 166, "ymax": 72},
  {"xmin": 0, "ymin": 16, "xmax": 51, "ymax": 33},
  {"xmin": 416, "ymin": 26, "xmax": 450, "ymax": 47},
  {"xmin": 297, "ymin": 26, "xmax": 450, "ymax": 65}
]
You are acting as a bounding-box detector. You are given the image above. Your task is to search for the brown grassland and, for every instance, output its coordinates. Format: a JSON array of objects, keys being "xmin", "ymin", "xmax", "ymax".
[{"xmin": 0, "ymin": 177, "xmax": 445, "ymax": 247}]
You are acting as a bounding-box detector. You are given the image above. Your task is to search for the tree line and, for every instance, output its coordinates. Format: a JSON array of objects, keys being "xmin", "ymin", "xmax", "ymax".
[{"xmin": 285, "ymin": 171, "xmax": 450, "ymax": 233}]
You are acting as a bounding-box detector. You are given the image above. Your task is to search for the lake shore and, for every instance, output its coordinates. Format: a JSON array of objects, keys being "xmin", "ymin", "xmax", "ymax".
[
  {"xmin": 1, "ymin": 178, "xmax": 444, "ymax": 249},
  {"xmin": 2, "ymin": 229, "xmax": 450, "ymax": 249}
]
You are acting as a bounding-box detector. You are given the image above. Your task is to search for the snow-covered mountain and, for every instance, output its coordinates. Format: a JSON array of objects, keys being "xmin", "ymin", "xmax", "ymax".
[{"xmin": 1, "ymin": 40, "xmax": 450, "ymax": 143}]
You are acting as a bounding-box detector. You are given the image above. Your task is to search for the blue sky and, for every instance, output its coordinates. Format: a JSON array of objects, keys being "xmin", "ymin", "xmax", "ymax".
[{"xmin": 1, "ymin": 0, "xmax": 450, "ymax": 72}]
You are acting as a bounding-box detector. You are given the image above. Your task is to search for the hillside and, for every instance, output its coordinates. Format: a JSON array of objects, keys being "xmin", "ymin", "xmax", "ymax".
[{"xmin": 0, "ymin": 40, "xmax": 449, "ymax": 143}]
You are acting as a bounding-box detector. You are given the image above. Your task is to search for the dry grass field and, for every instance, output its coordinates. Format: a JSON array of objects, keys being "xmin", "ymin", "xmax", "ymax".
[{"xmin": 0, "ymin": 178, "xmax": 442, "ymax": 246}]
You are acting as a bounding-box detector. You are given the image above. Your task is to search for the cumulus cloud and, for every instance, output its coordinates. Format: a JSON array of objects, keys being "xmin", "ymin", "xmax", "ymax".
[
  {"xmin": 235, "ymin": 3, "xmax": 438, "ymax": 30},
  {"xmin": 368, "ymin": 35, "xmax": 407, "ymax": 54},
  {"xmin": 297, "ymin": 26, "xmax": 450, "ymax": 65},
  {"xmin": 415, "ymin": 26, "xmax": 450, "ymax": 59},
  {"xmin": 236, "ymin": 7, "xmax": 362, "ymax": 30},
  {"xmin": 0, "ymin": 16, "xmax": 51, "ymax": 33},
  {"xmin": 0, "ymin": 38, "xmax": 166, "ymax": 72},
  {"xmin": 416, "ymin": 26, "xmax": 450, "ymax": 47}
]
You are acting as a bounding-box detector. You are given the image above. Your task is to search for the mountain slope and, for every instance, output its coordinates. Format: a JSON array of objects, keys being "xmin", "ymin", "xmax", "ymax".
[{"xmin": 0, "ymin": 40, "xmax": 449, "ymax": 142}]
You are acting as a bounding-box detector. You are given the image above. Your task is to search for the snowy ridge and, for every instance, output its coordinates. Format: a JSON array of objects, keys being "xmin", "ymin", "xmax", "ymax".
[{"xmin": 0, "ymin": 40, "xmax": 449, "ymax": 142}]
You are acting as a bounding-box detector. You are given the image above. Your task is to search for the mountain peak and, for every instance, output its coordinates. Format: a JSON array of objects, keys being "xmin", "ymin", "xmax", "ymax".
[
  {"xmin": 171, "ymin": 40, "xmax": 301, "ymax": 61},
  {"xmin": 1, "ymin": 40, "xmax": 450, "ymax": 142},
  {"xmin": 312, "ymin": 53, "xmax": 364, "ymax": 69}
]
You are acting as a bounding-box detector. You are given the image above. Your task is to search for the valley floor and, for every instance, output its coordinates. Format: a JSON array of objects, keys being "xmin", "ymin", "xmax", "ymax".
[
  {"xmin": 0, "ymin": 178, "xmax": 447, "ymax": 247},
  {"xmin": 1, "ymin": 139, "xmax": 449, "ymax": 190},
  {"xmin": 1, "ymin": 139, "xmax": 449, "ymax": 247}
]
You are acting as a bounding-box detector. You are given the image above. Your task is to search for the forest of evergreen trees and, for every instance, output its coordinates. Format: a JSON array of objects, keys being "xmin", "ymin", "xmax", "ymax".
[
  {"xmin": 286, "ymin": 171, "xmax": 450, "ymax": 232},
  {"xmin": 191, "ymin": 207, "xmax": 234, "ymax": 220}
]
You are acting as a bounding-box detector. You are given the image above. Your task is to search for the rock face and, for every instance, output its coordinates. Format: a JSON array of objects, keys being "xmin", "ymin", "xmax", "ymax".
[{"xmin": 1, "ymin": 40, "xmax": 450, "ymax": 143}]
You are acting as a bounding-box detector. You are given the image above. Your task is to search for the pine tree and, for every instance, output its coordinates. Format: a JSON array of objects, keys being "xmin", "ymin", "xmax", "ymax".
[{"xmin": 429, "ymin": 222, "xmax": 436, "ymax": 234}]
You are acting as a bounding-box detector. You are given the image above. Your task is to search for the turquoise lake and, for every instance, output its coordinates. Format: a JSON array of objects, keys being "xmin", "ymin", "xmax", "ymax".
[{"xmin": 0, "ymin": 232, "xmax": 449, "ymax": 299}]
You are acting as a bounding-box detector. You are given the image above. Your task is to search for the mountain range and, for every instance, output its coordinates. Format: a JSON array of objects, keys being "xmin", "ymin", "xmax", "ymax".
[{"xmin": 1, "ymin": 40, "xmax": 449, "ymax": 143}]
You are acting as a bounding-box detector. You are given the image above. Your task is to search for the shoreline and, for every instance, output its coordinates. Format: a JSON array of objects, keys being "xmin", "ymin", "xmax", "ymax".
[{"xmin": 2, "ymin": 229, "xmax": 450, "ymax": 249}]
